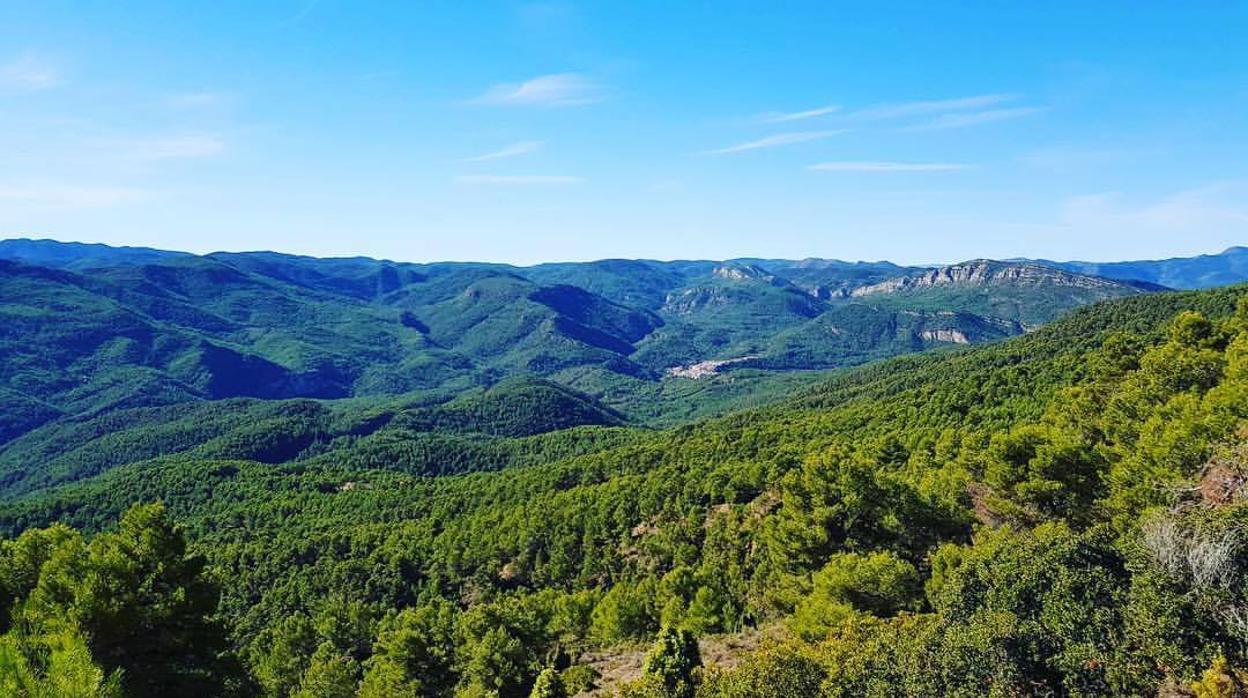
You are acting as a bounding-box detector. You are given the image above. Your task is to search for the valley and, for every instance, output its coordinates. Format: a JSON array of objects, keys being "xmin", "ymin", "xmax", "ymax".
[
  {"xmin": 1, "ymin": 240, "xmax": 1248, "ymax": 696},
  {"xmin": 1, "ymin": 239, "xmax": 1207, "ymax": 444}
]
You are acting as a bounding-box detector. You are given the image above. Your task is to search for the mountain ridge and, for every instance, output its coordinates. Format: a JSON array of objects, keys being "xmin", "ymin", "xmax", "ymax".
[
  {"xmin": 1, "ymin": 282, "xmax": 1245, "ymax": 698},
  {"xmin": 2, "ymin": 238, "xmax": 1242, "ymax": 445},
  {"xmin": 849, "ymin": 259, "xmax": 1153, "ymax": 296},
  {"xmin": 6, "ymin": 237, "xmax": 1243, "ymax": 288},
  {"xmin": 1026, "ymin": 245, "xmax": 1248, "ymax": 290}
]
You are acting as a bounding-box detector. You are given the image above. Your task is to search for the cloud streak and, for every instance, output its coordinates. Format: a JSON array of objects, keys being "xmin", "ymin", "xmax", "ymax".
[
  {"xmin": 455, "ymin": 174, "xmax": 582, "ymax": 184},
  {"xmin": 1059, "ymin": 182, "xmax": 1248, "ymax": 233},
  {"xmin": 106, "ymin": 135, "xmax": 227, "ymax": 162},
  {"xmin": 907, "ymin": 106, "xmax": 1041, "ymax": 131},
  {"xmin": 167, "ymin": 92, "xmax": 229, "ymax": 108},
  {"xmin": 763, "ymin": 104, "xmax": 840, "ymax": 123},
  {"xmin": 1, "ymin": 52, "xmax": 62, "ymax": 90},
  {"xmin": 850, "ymin": 94, "xmax": 1017, "ymax": 120},
  {"xmin": 808, "ymin": 161, "xmax": 970, "ymax": 172},
  {"xmin": 472, "ymin": 73, "xmax": 603, "ymax": 107},
  {"xmin": 702, "ymin": 130, "xmax": 846, "ymax": 155},
  {"xmin": 461, "ymin": 141, "xmax": 543, "ymax": 163}
]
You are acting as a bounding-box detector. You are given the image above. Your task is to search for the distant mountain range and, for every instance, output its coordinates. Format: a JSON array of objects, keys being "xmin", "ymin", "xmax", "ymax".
[
  {"xmin": 0, "ymin": 238, "xmax": 1244, "ymax": 443},
  {"xmin": 1031, "ymin": 246, "xmax": 1248, "ymax": 290}
]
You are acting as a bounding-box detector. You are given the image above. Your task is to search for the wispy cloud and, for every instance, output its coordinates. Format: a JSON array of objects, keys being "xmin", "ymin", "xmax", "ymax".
[
  {"xmin": 702, "ymin": 130, "xmax": 847, "ymax": 155},
  {"xmin": 167, "ymin": 92, "xmax": 228, "ymax": 108},
  {"xmin": 472, "ymin": 72, "xmax": 603, "ymax": 107},
  {"xmin": 461, "ymin": 140, "xmax": 544, "ymax": 163},
  {"xmin": 0, "ymin": 185, "xmax": 151, "ymax": 207},
  {"xmin": 117, "ymin": 135, "xmax": 226, "ymax": 162},
  {"xmin": 1059, "ymin": 182, "xmax": 1248, "ymax": 233},
  {"xmin": 762, "ymin": 104, "xmax": 840, "ymax": 123},
  {"xmin": 0, "ymin": 52, "xmax": 62, "ymax": 91},
  {"xmin": 907, "ymin": 106, "xmax": 1041, "ymax": 131},
  {"xmin": 455, "ymin": 174, "xmax": 582, "ymax": 184},
  {"xmin": 286, "ymin": 0, "xmax": 321, "ymax": 24},
  {"xmin": 1018, "ymin": 145, "xmax": 1133, "ymax": 174},
  {"xmin": 808, "ymin": 161, "xmax": 970, "ymax": 172},
  {"xmin": 850, "ymin": 94, "xmax": 1016, "ymax": 120}
]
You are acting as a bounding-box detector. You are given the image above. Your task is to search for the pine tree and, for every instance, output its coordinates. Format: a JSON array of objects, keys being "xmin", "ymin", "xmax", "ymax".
[
  {"xmin": 529, "ymin": 667, "xmax": 567, "ymax": 698},
  {"xmin": 642, "ymin": 627, "xmax": 701, "ymax": 698}
]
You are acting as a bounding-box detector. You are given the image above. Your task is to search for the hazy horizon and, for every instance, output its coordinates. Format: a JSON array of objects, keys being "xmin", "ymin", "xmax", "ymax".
[{"xmin": 3, "ymin": 235, "xmax": 1245, "ymax": 269}]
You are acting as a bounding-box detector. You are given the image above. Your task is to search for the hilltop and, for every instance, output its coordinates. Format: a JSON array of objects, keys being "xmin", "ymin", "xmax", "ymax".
[{"xmin": 0, "ymin": 239, "xmax": 1198, "ymax": 443}]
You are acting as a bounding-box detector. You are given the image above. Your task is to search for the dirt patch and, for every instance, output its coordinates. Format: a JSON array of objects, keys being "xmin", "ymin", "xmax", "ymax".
[
  {"xmin": 746, "ymin": 491, "xmax": 781, "ymax": 519},
  {"xmin": 966, "ymin": 481, "xmax": 1006, "ymax": 527},
  {"xmin": 574, "ymin": 625, "xmax": 781, "ymax": 696},
  {"xmin": 1198, "ymin": 463, "xmax": 1246, "ymax": 506},
  {"xmin": 1198, "ymin": 441, "xmax": 1248, "ymax": 507}
]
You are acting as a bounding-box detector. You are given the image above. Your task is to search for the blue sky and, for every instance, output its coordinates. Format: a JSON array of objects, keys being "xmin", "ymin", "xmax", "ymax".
[{"xmin": 1, "ymin": 1, "xmax": 1246, "ymax": 264}]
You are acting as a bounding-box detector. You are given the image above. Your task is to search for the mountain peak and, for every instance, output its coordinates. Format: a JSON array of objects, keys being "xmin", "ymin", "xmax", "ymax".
[
  {"xmin": 711, "ymin": 263, "xmax": 791, "ymax": 287},
  {"xmin": 851, "ymin": 259, "xmax": 1136, "ymax": 297},
  {"xmin": 713, "ymin": 263, "xmax": 771, "ymax": 280}
]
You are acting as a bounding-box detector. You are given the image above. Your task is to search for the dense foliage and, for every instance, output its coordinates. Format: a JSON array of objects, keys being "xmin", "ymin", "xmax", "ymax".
[
  {"xmin": 0, "ymin": 240, "xmax": 1162, "ymax": 443},
  {"xmin": 1, "ymin": 267, "xmax": 1247, "ymax": 695},
  {"xmin": 0, "ymin": 502, "xmax": 245, "ymax": 696}
]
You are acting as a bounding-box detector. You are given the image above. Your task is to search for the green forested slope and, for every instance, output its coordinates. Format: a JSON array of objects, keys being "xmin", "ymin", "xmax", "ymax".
[
  {"xmin": 0, "ymin": 240, "xmax": 1168, "ymax": 445},
  {"xmin": 1, "ymin": 285, "xmax": 1246, "ymax": 696},
  {"xmin": 0, "ymin": 378, "xmax": 626, "ymax": 496}
]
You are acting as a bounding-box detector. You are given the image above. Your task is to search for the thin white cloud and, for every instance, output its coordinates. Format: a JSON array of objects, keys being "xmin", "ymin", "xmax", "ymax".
[
  {"xmin": 851, "ymin": 94, "xmax": 1016, "ymax": 120},
  {"xmin": 1059, "ymin": 183, "xmax": 1248, "ymax": 233},
  {"xmin": 908, "ymin": 106, "xmax": 1041, "ymax": 131},
  {"xmin": 168, "ymin": 92, "xmax": 228, "ymax": 108},
  {"xmin": 286, "ymin": 0, "xmax": 321, "ymax": 24},
  {"xmin": 118, "ymin": 135, "xmax": 226, "ymax": 161},
  {"xmin": 472, "ymin": 72, "xmax": 603, "ymax": 107},
  {"xmin": 702, "ymin": 130, "xmax": 847, "ymax": 155},
  {"xmin": 0, "ymin": 185, "xmax": 151, "ymax": 207},
  {"xmin": 808, "ymin": 161, "xmax": 970, "ymax": 172},
  {"xmin": 1018, "ymin": 145, "xmax": 1134, "ymax": 174},
  {"xmin": 763, "ymin": 104, "xmax": 841, "ymax": 123},
  {"xmin": 461, "ymin": 140, "xmax": 544, "ymax": 163},
  {"xmin": 455, "ymin": 174, "xmax": 582, "ymax": 184},
  {"xmin": 959, "ymin": 181, "xmax": 1248, "ymax": 259},
  {"xmin": 0, "ymin": 52, "xmax": 62, "ymax": 90}
]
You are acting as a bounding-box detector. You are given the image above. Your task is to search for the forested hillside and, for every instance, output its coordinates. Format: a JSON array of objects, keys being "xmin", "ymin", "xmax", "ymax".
[
  {"xmin": 0, "ymin": 239, "xmax": 1168, "ymax": 442},
  {"xmin": 1, "ymin": 282, "xmax": 1246, "ymax": 696}
]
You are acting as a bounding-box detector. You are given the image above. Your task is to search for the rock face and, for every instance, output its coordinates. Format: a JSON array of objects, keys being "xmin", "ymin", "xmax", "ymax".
[
  {"xmin": 851, "ymin": 260, "xmax": 1128, "ymax": 297},
  {"xmin": 666, "ymin": 356, "xmax": 757, "ymax": 379},
  {"xmin": 661, "ymin": 286, "xmax": 733, "ymax": 315},
  {"xmin": 712, "ymin": 263, "xmax": 789, "ymax": 287},
  {"xmin": 920, "ymin": 328, "xmax": 971, "ymax": 344}
]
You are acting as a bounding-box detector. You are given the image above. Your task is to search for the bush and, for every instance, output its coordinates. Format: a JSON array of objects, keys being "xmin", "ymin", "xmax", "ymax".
[{"xmin": 791, "ymin": 551, "xmax": 920, "ymax": 641}]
